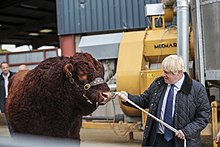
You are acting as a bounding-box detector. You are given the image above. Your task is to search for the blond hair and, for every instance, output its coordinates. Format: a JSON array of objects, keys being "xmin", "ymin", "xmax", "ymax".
[{"xmin": 162, "ymin": 55, "xmax": 185, "ymax": 74}]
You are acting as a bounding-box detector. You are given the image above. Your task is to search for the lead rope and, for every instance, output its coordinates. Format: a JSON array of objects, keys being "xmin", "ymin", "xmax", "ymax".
[{"xmin": 115, "ymin": 92, "xmax": 187, "ymax": 147}]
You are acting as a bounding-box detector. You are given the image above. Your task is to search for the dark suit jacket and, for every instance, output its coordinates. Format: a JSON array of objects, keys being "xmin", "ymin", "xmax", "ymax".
[
  {"xmin": 0, "ymin": 71, "xmax": 15, "ymax": 113},
  {"xmin": 123, "ymin": 72, "xmax": 210, "ymax": 147}
]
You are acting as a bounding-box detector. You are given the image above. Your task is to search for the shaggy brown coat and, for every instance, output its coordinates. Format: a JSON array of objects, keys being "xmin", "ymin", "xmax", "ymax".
[{"xmin": 6, "ymin": 53, "xmax": 111, "ymax": 140}]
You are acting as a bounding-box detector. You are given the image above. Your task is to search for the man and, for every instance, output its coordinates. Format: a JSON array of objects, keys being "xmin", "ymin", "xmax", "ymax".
[
  {"xmin": 118, "ymin": 55, "xmax": 210, "ymax": 147},
  {"xmin": 0, "ymin": 62, "xmax": 15, "ymax": 135},
  {"xmin": 18, "ymin": 64, "xmax": 27, "ymax": 71}
]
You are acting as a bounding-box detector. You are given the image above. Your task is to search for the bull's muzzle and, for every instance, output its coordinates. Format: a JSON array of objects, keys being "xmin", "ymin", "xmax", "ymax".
[{"xmin": 99, "ymin": 92, "xmax": 115, "ymax": 105}]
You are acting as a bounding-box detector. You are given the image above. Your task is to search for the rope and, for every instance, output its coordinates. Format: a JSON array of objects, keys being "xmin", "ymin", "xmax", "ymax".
[
  {"xmin": 109, "ymin": 99, "xmax": 139, "ymax": 139},
  {"xmin": 118, "ymin": 93, "xmax": 187, "ymax": 147}
]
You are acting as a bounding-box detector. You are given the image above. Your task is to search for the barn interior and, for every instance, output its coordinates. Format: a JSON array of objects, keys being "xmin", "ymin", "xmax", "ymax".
[{"xmin": 0, "ymin": 0, "xmax": 58, "ymax": 49}]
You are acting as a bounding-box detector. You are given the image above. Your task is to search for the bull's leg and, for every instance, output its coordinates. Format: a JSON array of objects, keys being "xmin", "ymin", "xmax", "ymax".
[{"xmin": 67, "ymin": 115, "xmax": 82, "ymax": 146}]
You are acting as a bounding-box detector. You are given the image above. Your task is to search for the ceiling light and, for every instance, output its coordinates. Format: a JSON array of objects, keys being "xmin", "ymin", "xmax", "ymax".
[
  {"xmin": 28, "ymin": 33, "xmax": 39, "ymax": 36},
  {"xmin": 40, "ymin": 29, "xmax": 53, "ymax": 33},
  {"xmin": 20, "ymin": 4, "xmax": 38, "ymax": 9}
]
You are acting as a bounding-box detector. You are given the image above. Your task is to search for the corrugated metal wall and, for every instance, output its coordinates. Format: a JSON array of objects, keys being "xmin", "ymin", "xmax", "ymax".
[
  {"xmin": 56, "ymin": 0, "xmax": 161, "ymax": 35},
  {"xmin": 0, "ymin": 49, "xmax": 59, "ymax": 72}
]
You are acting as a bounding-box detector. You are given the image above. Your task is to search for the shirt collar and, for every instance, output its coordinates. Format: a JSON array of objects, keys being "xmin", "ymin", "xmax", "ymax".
[
  {"xmin": 2, "ymin": 72, "xmax": 10, "ymax": 79},
  {"xmin": 174, "ymin": 74, "xmax": 185, "ymax": 90}
]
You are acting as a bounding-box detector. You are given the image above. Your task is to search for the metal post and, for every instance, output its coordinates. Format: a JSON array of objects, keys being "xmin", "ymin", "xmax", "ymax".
[
  {"xmin": 176, "ymin": 0, "xmax": 190, "ymax": 73},
  {"xmin": 211, "ymin": 101, "xmax": 218, "ymax": 147},
  {"xmin": 59, "ymin": 35, "xmax": 76, "ymax": 57},
  {"xmin": 195, "ymin": 0, "xmax": 205, "ymax": 86}
]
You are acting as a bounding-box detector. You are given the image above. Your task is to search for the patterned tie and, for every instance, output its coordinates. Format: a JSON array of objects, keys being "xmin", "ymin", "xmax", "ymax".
[{"xmin": 164, "ymin": 84, "xmax": 174, "ymax": 142}]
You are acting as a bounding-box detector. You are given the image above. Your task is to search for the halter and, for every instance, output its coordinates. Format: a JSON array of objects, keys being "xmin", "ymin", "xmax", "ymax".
[{"xmin": 66, "ymin": 70, "xmax": 105, "ymax": 105}]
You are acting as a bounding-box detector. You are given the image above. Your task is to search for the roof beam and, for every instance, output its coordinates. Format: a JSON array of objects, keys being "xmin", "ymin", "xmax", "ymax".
[
  {"xmin": 0, "ymin": 0, "xmax": 26, "ymax": 9},
  {"xmin": 0, "ymin": 16, "xmax": 56, "ymax": 40},
  {"xmin": 32, "ymin": 34, "xmax": 59, "ymax": 48}
]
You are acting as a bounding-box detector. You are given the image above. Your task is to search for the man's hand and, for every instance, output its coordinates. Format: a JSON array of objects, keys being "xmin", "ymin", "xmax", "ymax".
[
  {"xmin": 175, "ymin": 130, "xmax": 185, "ymax": 140},
  {"xmin": 117, "ymin": 91, "xmax": 128, "ymax": 102},
  {"xmin": 216, "ymin": 131, "xmax": 220, "ymax": 144}
]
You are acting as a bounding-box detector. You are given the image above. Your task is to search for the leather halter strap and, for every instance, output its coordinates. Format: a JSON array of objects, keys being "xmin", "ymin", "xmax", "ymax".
[
  {"xmin": 66, "ymin": 72, "xmax": 105, "ymax": 105},
  {"xmin": 84, "ymin": 77, "xmax": 105, "ymax": 90}
]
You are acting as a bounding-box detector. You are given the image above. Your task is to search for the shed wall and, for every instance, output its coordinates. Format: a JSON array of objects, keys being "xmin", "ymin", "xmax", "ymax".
[{"xmin": 56, "ymin": 0, "xmax": 161, "ymax": 35}]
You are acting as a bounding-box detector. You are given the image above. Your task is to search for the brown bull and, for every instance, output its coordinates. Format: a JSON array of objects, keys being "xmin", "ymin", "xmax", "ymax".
[{"xmin": 6, "ymin": 53, "xmax": 113, "ymax": 140}]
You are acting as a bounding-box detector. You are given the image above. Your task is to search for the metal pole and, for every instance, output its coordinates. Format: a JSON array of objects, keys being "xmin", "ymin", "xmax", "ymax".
[
  {"xmin": 195, "ymin": 0, "xmax": 205, "ymax": 86},
  {"xmin": 177, "ymin": 0, "xmax": 190, "ymax": 73}
]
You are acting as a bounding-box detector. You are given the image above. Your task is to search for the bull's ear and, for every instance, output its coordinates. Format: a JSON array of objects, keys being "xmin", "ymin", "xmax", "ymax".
[{"xmin": 63, "ymin": 64, "xmax": 74, "ymax": 78}]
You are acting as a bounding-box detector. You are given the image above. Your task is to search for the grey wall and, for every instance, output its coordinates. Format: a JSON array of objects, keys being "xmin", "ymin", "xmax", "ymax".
[{"xmin": 56, "ymin": 0, "xmax": 161, "ymax": 35}]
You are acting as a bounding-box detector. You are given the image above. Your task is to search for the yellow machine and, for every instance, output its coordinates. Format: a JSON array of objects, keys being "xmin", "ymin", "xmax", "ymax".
[{"xmin": 116, "ymin": 15, "xmax": 176, "ymax": 112}]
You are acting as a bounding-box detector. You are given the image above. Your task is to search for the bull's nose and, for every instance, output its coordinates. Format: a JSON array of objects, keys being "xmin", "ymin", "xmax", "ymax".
[
  {"xmin": 100, "ymin": 92, "xmax": 113, "ymax": 104},
  {"xmin": 101, "ymin": 92, "xmax": 113, "ymax": 98}
]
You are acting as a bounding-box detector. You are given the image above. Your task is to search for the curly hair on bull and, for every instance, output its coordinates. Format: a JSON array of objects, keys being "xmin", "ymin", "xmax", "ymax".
[
  {"xmin": 6, "ymin": 52, "xmax": 111, "ymax": 140},
  {"xmin": 74, "ymin": 53, "xmax": 104, "ymax": 77}
]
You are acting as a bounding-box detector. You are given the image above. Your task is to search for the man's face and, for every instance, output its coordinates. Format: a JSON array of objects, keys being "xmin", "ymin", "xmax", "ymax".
[
  {"xmin": 162, "ymin": 70, "xmax": 181, "ymax": 84},
  {"xmin": 1, "ymin": 63, "xmax": 9, "ymax": 76}
]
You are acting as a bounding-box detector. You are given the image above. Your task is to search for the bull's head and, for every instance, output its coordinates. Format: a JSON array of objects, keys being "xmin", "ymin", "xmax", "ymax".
[{"xmin": 63, "ymin": 53, "xmax": 113, "ymax": 111}]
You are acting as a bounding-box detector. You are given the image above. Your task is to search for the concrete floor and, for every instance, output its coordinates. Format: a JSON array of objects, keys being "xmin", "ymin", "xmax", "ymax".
[
  {"xmin": 0, "ymin": 125, "xmax": 213, "ymax": 147},
  {"xmin": 81, "ymin": 128, "xmax": 143, "ymax": 147},
  {"xmin": 0, "ymin": 125, "xmax": 142, "ymax": 147}
]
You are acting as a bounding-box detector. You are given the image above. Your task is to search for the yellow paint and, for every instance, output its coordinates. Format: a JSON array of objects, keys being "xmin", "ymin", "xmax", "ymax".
[
  {"xmin": 140, "ymin": 69, "xmax": 163, "ymax": 93},
  {"xmin": 116, "ymin": 30, "xmax": 146, "ymax": 116},
  {"xmin": 81, "ymin": 122, "xmax": 140, "ymax": 131},
  {"xmin": 144, "ymin": 27, "xmax": 177, "ymax": 63},
  {"xmin": 211, "ymin": 101, "xmax": 218, "ymax": 147}
]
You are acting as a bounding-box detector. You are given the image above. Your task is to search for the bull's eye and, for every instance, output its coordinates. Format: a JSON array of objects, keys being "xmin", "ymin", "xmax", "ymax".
[{"xmin": 78, "ymin": 71, "xmax": 88, "ymax": 81}]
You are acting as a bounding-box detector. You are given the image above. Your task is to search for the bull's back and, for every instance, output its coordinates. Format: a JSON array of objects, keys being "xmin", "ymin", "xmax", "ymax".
[
  {"xmin": 6, "ymin": 70, "xmax": 29, "ymax": 119},
  {"xmin": 8, "ymin": 70, "xmax": 29, "ymax": 92}
]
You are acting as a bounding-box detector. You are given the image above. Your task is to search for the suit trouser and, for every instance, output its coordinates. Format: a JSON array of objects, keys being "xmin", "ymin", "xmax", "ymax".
[{"xmin": 153, "ymin": 133, "xmax": 174, "ymax": 147}]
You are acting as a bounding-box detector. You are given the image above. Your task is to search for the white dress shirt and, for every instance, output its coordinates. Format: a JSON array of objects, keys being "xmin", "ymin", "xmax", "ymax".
[
  {"xmin": 158, "ymin": 74, "xmax": 185, "ymax": 134},
  {"xmin": 2, "ymin": 72, "xmax": 10, "ymax": 98}
]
